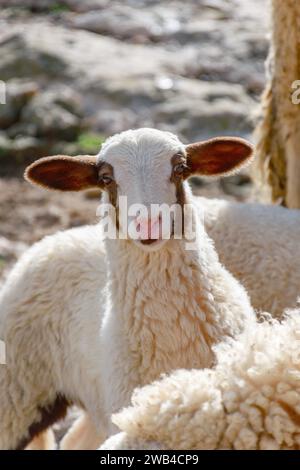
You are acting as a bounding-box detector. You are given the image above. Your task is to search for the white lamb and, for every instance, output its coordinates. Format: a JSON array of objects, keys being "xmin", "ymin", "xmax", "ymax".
[
  {"xmin": 0, "ymin": 128, "xmax": 256, "ymax": 449},
  {"xmin": 102, "ymin": 309, "xmax": 300, "ymax": 450}
]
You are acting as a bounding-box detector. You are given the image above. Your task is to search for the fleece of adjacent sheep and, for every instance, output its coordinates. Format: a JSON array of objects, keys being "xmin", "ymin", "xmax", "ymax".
[{"xmin": 102, "ymin": 310, "xmax": 300, "ymax": 450}]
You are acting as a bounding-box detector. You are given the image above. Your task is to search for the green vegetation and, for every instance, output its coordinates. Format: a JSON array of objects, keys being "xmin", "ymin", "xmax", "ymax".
[
  {"xmin": 76, "ymin": 132, "xmax": 105, "ymax": 153},
  {"xmin": 49, "ymin": 3, "xmax": 70, "ymax": 13}
]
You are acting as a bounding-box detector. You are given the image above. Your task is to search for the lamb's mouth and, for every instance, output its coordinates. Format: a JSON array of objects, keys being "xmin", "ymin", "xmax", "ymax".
[
  {"xmin": 140, "ymin": 238, "xmax": 160, "ymax": 246},
  {"xmin": 136, "ymin": 226, "xmax": 175, "ymax": 249},
  {"xmin": 135, "ymin": 238, "xmax": 167, "ymax": 252}
]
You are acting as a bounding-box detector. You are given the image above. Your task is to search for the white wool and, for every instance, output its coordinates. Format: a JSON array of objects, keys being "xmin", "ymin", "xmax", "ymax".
[
  {"xmin": 202, "ymin": 197, "xmax": 300, "ymax": 317},
  {"xmin": 0, "ymin": 225, "xmax": 108, "ymax": 449},
  {"xmin": 105, "ymin": 310, "xmax": 300, "ymax": 450}
]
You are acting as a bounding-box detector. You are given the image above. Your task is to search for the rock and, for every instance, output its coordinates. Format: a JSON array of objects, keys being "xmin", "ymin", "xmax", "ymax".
[
  {"xmin": 0, "ymin": 133, "xmax": 12, "ymax": 158},
  {"xmin": 0, "ymin": 236, "xmax": 27, "ymax": 262},
  {"xmin": 0, "ymin": 0, "xmax": 55, "ymax": 7},
  {"xmin": 71, "ymin": 5, "xmax": 170, "ymax": 42},
  {"xmin": 0, "ymin": 79, "xmax": 38, "ymax": 128},
  {"xmin": 13, "ymin": 136, "xmax": 46, "ymax": 161},
  {"xmin": 0, "ymin": 132, "xmax": 47, "ymax": 168},
  {"xmin": 90, "ymin": 108, "xmax": 136, "ymax": 135},
  {"xmin": 0, "ymin": 0, "xmax": 109, "ymax": 11},
  {"xmin": 83, "ymin": 75, "xmax": 255, "ymax": 140},
  {"xmin": 64, "ymin": 0, "xmax": 109, "ymax": 12},
  {"xmin": 142, "ymin": 78, "xmax": 255, "ymax": 141},
  {"xmin": 6, "ymin": 122, "xmax": 38, "ymax": 139},
  {"xmin": 0, "ymin": 0, "xmax": 268, "ymax": 171},
  {"xmin": 0, "ymin": 33, "xmax": 69, "ymax": 81},
  {"xmin": 49, "ymin": 86, "xmax": 83, "ymax": 117},
  {"xmin": 21, "ymin": 89, "xmax": 83, "ymax": 140},
  {"xmin": 0, "ymin": 22, "xmax": 181, "ymax": 85},
  {"xmin": 172, "ymin": 19, "xmax": 223, "ymax": 45}
]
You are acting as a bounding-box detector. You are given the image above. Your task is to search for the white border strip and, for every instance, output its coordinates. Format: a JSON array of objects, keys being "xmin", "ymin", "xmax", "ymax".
[
  {"xmin": 0, "ymin": 80, "xmax": 6, "ymax": 105},
  {"xmin": 0, "ymin": 340, "xmax": 6, "ymax": 365}
]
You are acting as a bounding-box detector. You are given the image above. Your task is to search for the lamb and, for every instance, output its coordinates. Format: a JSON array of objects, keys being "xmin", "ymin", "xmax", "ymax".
[
  {"xmin": 101, "ymin": 309, "xmax": 300, "ymax": 451},
  {"xmin": 0, "ymin": 128, "xmax": 256, "ymax": 449}
]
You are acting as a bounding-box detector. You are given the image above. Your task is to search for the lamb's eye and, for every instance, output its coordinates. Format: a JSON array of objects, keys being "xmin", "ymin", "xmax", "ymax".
[
  {"xmin": 173, "ymin": 163, "xmax": 187, "ymax": 176},
  {"xmin": 101, "ymin": 175, "xmax": 113, "ymax": 185}
]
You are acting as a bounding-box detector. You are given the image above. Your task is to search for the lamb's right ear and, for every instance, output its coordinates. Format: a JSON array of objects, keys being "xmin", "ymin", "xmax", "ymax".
[
  {"xmin": 24, "ymin": 155, "xmax": 99, "ymax": 191},
  {"xmin": 185, "ymin": 137, "xmax": 254, "ymax": 177}
]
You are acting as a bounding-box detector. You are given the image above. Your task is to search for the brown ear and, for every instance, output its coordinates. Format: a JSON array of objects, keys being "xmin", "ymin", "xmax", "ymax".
[
  {"xmin": 24, "ymin": 155, "xmax": 99, "ymax": 191},
  {"xmin": 186, "ymin": 137, "xmax": 254, "ymax": 177}
]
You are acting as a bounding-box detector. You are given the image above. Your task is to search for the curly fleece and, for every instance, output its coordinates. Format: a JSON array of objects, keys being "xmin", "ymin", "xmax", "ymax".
[{"xmin": 105, "ymin": 311, "xmax": 300, "ymax": 450}]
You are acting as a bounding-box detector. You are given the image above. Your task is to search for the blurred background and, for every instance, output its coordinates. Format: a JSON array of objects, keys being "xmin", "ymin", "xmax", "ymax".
[{"xmin": 0, "ymin": 0, "xmax": 269, "ymax": 283}]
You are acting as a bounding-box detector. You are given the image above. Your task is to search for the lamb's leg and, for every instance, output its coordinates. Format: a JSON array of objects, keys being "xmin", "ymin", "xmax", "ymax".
[
  {"xmin": 0, "ymin": 361, "xmax": 69, "ymax": 450},
  {"xmin": 25, "ymin": 430, "xmax": 56, "ymax": 450},
  {"xmin": 60, "ymin": 412, "xmax": 106, "ymax": 450},
  {"xmin": 100, "ymin": 432, "xmax": 162, "ymax": 451}
]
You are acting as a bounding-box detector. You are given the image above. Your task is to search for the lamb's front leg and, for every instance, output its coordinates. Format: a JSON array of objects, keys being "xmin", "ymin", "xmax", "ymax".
[
  {"xmin": 60, "ymin": 412, "xmax": 107, "ymax": 450},
  {"xmin": 101, "ymin": 316, "xmax": 140, "ymax": 436},
  {"xmin": 25, "ymin": 430, "xmax": 56, "ymax": 450}
]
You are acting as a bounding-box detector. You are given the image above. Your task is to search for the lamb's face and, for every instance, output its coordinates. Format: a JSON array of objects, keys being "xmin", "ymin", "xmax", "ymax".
[
  {"xmin": 97, "ymin": 128, "xmax": 187, "ymax": 251},
  {"xmin": 24, "ymin": 127, "xmax": 254, "ymax": 252},
  {"xmin": 99, "ymin": 129, "xmax": 181, "ymax": 208}
]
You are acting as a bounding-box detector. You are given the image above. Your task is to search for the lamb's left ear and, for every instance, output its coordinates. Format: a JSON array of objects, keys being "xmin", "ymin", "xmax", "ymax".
[
  {"xmin": 185, "ymin": 137, "xmax": 254, "ymax": 177},
  {"xmin": 24, "ymin": 155, "xmax": 99, "ymax": 191}
]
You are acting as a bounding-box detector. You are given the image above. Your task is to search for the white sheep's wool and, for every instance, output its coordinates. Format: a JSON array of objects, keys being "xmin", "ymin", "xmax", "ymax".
[{"xmin": 101, "ymin": 310, "xmax": 300, "ymax": 451}]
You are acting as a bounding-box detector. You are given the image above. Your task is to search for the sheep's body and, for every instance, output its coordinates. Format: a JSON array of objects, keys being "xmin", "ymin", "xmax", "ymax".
[
  {"xmin": 202, "ymin": 197, "xmax": 300, "ymax": 317},
  {"xmin": 102, "ymin": 310, "xmax": 300, "ymax": 451},
  {"xmin": 1, "ymin": 195, "xmax": 300, "ymax": 448},
  {"xmin": 0, "ymin": 225, "xmax": 107, "ymax": 449}
]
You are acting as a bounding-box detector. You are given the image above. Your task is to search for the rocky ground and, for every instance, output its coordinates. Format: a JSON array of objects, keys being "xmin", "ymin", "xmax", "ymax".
[
  {"xmin": 0, "ymin": 0, "xmax": 269, "ymax": 281},
  {"xmin": 0, "ymin": 0, "xmax": 268, "ymax": 165}
]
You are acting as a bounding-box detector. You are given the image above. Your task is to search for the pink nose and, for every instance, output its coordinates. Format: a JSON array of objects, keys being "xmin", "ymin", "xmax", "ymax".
[{"xmin": 136, "ymin": 216, "xmax": 160, "ymax": 240}]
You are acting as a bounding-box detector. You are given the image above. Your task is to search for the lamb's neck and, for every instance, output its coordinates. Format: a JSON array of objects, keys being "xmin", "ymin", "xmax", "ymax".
[
  {"xmin": 106, "ymin": 224, "xmax": 220, "ymax": 311},
  {"xmin": 104, "ymin": 228, "xmax": 231, "ymax": 380}
]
